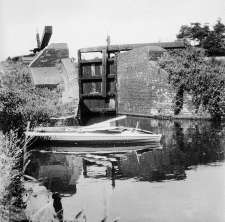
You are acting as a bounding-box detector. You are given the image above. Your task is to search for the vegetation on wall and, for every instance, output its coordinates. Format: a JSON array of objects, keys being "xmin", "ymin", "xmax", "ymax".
[{"xmin": 158, "ymin": 47, "xmax": 225, "ymax": 119}]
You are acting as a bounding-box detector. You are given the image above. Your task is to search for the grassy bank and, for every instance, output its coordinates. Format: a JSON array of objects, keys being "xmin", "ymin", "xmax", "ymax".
[{"xmin": 0, "ymin": 131, "xmax": 26, "ymax": 221}]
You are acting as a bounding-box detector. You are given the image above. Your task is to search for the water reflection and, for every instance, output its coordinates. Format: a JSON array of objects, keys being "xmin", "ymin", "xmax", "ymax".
[
  {"xmin": 26, "ymin": 144, "xmax": 224, "ymax": 188},
  {"xmin": 118, "ymin": 149, "xmax": 186, "ymax": 181},
  {"xmin": 25, "ymin": 117, "xmax": 225, "ymax": 185},
  {"xmin": 24, "ymin": 117, "xmax": 225, "ymax": 221},
  {"xmin": 119, "ymin": 117, "xmax": 225, "ymax": 164},
  {"xmin": 25, "ymin": 152, "xmax": 82, "ymax": 195}
]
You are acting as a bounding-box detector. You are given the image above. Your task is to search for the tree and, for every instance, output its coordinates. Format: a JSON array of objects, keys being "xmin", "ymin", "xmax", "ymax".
[
  {"xmin": 213, "ymin": 19, "xmax": 225, "ymax": 35},
  {"xmin": 177, "ymin": 19, "xmax": 225, "ymax": 56},
  {"xmin": 177, "ymin": 22, "xmax": 210, "ymax": 46}
]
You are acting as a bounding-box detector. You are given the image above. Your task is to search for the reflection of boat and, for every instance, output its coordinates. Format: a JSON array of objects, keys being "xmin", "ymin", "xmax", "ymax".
[{"xmin": 25, "ymin": 116, "xmax": 162, "ymax": 151}]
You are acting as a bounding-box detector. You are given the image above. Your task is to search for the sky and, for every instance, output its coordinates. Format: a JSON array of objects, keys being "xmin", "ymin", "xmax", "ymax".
[{"xmin": 0, "ymin": 0, "xmax": 225, "ymax": 60}]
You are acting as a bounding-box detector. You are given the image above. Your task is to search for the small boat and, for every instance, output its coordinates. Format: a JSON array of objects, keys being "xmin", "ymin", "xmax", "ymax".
[{"xmin": 25, "ymin": 116, "xmax": 162, "ymax": 151}]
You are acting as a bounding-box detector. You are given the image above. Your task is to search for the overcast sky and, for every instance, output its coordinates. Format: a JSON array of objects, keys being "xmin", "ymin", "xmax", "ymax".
[{"xmin": 0, "ymin": 0, "xmax": 224, "ymax": 60}]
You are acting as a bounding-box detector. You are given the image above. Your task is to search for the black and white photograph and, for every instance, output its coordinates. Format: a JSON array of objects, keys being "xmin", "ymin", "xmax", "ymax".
[{"xmin": 0, "ymin": 0, "xmax": 225, "ymax": 221}]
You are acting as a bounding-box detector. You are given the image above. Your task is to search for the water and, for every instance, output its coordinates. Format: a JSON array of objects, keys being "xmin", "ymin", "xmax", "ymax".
[{"xmin": 24, "ymin": 116, "xmax": 225, "ymax": 222}]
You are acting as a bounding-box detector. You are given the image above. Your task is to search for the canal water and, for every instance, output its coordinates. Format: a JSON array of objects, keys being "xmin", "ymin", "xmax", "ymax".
[{"xmin": 24, "ymin": 116, "xmax": 225, "ymax": 222}]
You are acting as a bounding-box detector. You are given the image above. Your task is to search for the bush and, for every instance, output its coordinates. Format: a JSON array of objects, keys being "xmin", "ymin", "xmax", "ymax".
[
  {"xmin": 0, "ymin": 88, "xmax": 56, "ymax": 134},
  {"xmin": 0, "ymin": 61, "xmax": 62, "ymax": 134},
  {"xmin": 158, "ymin": 47, "xmax": 225, "ymax": 119}
]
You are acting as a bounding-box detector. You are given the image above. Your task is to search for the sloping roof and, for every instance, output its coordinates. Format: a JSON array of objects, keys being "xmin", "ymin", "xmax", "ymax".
[
  {"xmin": 29, "ymin": 43, "xmax": 69, "ymax": 68},
  {"xmin": 29, "ymin": 67, "xmax": 63, "ymax": 85},
  {"xmin": 29, "ymin": 43, "xmax": 69, "ymax": 86}
]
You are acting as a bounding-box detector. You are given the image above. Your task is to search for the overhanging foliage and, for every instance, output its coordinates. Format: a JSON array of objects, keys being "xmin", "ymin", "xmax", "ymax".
[{"xmin": 158, "ymin": 47, "xmax": 225, "ymax": 119}]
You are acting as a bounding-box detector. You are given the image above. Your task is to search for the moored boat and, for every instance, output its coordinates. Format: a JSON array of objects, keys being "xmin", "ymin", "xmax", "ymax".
[{"xmin": 25, "ymin": 116, "xmax": 162, "ymax": 151}]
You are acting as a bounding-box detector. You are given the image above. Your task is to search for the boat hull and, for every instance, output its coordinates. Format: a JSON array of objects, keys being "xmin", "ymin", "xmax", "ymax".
[
  {"xmin": 38, "ymin": 144, "xmax": 162, "ymax": 154},
  {"xmin": 25, "ymin": 126, "xmax": 162, "ymax": 152},
  {"xmin": 27, "ymin": 136, "xmax": 161, "ymax": 146}
]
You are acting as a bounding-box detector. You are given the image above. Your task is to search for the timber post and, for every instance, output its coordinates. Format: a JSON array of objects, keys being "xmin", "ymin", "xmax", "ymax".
[
  {"xmin": 77, "ymin": 50, "xmax": 82, "ymax": 97},
  {"xmin": 102, "ymin": 49, "xmax": 107, "ymax": 98}
]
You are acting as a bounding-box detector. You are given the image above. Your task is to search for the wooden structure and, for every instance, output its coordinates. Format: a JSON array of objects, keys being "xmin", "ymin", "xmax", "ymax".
[
  {"xmin": 77, "ymin": 48, "xmax": 117, "ymax": 114},
  {"xmin": 11, "ymin": 26, "xmax": 53, "ymax": 63},
  {"xmin": 77, "ymin": 41, "xmax": 186, "ymax": 116},
  {"xmin": 29, "ymin": 43, "xmax": 69, "ymax": 87},
  {"xmin": 31, "ymin": 26, "xmax": 53, "ymax": 53}
]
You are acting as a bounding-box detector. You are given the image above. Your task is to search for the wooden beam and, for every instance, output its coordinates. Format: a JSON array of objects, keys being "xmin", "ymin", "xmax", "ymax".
[
  {"xmin": 40, "ymin": 26, "xmax": 52, "ymax": 49},
  {"xmin": 101, "ymin": 49, "xmax": 107, "ymax": 97},
  {"xmin": 80, "ymin": 76, "xmax": 102, "ymax": 82},
  {"xmin": 81, "ymin": 93, "xmax": 115, "ymax": 99},
  {"xmin": 36, "ymin": 32, "xmax": 41, "ymax": 48},
  {"xmin": 77, "ymin": 50, "xmax": 83, "ymax": 97},
  {"xmin": 80, "ymin": 74, "xmax": 115, "ymax": 82},
  {"xmin": 81, "ymin": 93, "xmax": 103, "ymax": 99},
  {"xmin": 114, "ymin": 53, "xmax": 119, "ymax": 114},
  {"xmin": 79, "ymin": 41, "xmax": 186, "ymax": 53},
  {"xmin": 80, "ymin": 58, "xmax": 102, "ymax": 64},
  {"xmin": 80, "ymin": 57, "xmax": 115, "ymax": 64},
  {"xmin": 107, "ymin": 74, "xmax": 116, "ymax": 79}
]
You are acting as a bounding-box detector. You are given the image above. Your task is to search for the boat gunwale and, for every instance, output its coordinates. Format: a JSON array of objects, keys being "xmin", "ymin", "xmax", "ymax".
[{"xmin": 29, "ymin": 126, "xmax": 154, "ymax": 134}]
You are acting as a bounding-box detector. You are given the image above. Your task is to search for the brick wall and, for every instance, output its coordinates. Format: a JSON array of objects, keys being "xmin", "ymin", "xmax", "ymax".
[
  {"xmin": 117, "ymin": 46, "xmax": 211, "ymax": 119},
  {"xmin": 117, "ymin": 46, "xmax": 174, "ymax": 116}
]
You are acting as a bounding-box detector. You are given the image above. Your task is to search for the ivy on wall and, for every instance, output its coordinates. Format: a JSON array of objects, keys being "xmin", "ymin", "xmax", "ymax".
[{"xmin": 158, "ymin": 47, "xmax": 225, "ymax": 119}]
